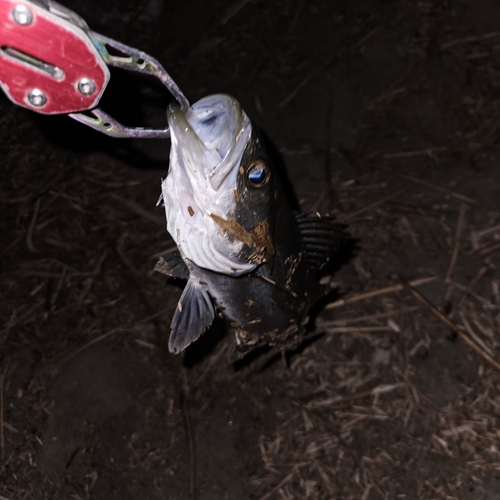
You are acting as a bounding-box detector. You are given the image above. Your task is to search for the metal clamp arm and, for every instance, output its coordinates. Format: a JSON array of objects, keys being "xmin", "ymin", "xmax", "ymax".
[
  {"xmin": 69, "ymin": 32, "xmax": 189, "ymax": 138},
  {"xmin": 0, "ymin": 0, "xmax": 189, "ymax": 138}
]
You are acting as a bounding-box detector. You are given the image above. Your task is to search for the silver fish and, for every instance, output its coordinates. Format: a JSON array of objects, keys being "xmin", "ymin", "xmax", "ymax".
[{"xmin": 157, "ymin": 94, "xmax": 345, "ymax": 354}]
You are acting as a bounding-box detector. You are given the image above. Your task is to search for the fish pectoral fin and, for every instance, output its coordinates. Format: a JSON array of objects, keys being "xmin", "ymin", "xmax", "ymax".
[
  {"xmin": 168, "ymin": 279, "xmax": 215, "ymax": 354},
  {"xmin": 295, "ymin": 212, "xmax": 348, "ymax": 274},
  {"xmin": 155, "ymin": 253, "xmax": 190, "ymax": 280}
]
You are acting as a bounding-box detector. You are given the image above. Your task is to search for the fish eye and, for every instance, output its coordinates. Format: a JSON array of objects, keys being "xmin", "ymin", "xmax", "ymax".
[{"xmin": 246, "ymin": 161, "xmax": 270, "ymax": 187}]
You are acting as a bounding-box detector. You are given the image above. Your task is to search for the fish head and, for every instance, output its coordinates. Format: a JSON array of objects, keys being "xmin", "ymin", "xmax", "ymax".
[
  {"xmin": 167, "ymin": 93, "xmax": 250, "ymax": 192},
  {"xmin": 164, "ymin": 94, "xmax": 279, "ymax": 274}
]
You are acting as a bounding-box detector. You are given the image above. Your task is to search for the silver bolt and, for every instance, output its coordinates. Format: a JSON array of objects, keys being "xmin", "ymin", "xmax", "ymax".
[
  {"xmin": 77, "ymin": 78, "xmax": 96, "ymax": 96},
  {"xmin": 28, "ymin": 89, "xmax": 47, "ymax": 107},
  {"xmin": 12, "ymin": 5, "xmax": 33, "ymax": 25}
]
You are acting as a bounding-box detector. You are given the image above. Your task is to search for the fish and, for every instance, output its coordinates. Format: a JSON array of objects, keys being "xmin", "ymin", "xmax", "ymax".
[{"xmin": 156, "ymin": 94, "xmax": 346, "ymax": 354}]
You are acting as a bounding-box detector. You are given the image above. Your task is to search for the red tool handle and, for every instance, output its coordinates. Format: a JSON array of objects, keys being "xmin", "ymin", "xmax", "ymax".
[{"xmin": 0, "ymin": 0, "xmax": 109, "ymax": 114}]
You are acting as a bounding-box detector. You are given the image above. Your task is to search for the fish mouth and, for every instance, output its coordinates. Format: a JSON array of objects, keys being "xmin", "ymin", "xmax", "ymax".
[
  {"xmin": 167, "ymin": 105, "xmax": 203, "ymax": 158},
  {"xmin": 167, "ymin": 94, "xmax": 250, "ymax": 190}
]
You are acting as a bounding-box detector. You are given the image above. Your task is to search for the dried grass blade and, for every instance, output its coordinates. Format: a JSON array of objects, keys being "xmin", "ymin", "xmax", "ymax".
[
  {"xmin": 402, "ymin": 175, "xmax": 480, "ymax": 205},
  {"xmin": 405, "ymin": 283, "xmax": 500, "ymax": 373},
  {"xmin": 340, "ymin": 189, "xmax": 406, "ymax": 221},
  {"xmin": 445, "ymin": 203, "xmax": 468, "ymax": 283},
  {"xmin": 26, "ymin": 198, "xmax": 41, "ymax": 252},
  {"xmin": 259, "ymin": 466, "xmax": 302, "ymax": 500},
  {"xmin": 326, "ymin": 276, "xmax": 437, "ymax": 309},
  {"xmin": 320, "ymin": 326, "xmax": 390, "ymax": 333},
  {"xmin": 475, "ymin": 242, "xmax": 500, "ymax": 257},
  {"xmin": 458, "ymin": 311, "xmax": 495, "ymax": 357}
]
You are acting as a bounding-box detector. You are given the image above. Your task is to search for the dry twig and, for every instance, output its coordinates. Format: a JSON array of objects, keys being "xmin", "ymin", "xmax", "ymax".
[
  {"xmin": 405, "ymin": 283, "xmax": 500, "ymax": 373},
  {"xmin": 383, "ymin": 147, "xmax": 447, "ymax": 159},
  {"xmin": 319, "ymin": 326, "xmax": 390, "ymax": 334},
  {"xmin": 475, "ymin": 242, "xmax": 500, "ymax": 257},
  {"xmin": 258, "ymin": 465, "xmax": 305, "ymax": 500},
  {"xmin": 277, "ymin": 73, "xmax": 312, "ymax": 108},
  {"xmin": 340, "ymin": 190, "xmax": 406, "ymax": 221},
  {"xmin": 77, "ymin": 250, "xmax": 108, "ymax": 304},
  {"xmin": 441, "ymin": 31, "xmax": 500, "ymax": 49},
  {"xmin": 445, "ymin": 203, "xmax": 468, "ymax": 283},
  {"xmin": 473, "ymin": 222, "xmax": 500, "ymax": 240},
  {"xmin": 459, "ymin": 311, "xmax": 495, "ymax": 357},
  {"xmin": 26, "ymin": 198, "xmax": 41, "ymax": 252},
  {"xmin": 307, "ymin": 383, "xmax": 405, "ymax": 408},
  {"xmin": 326, "ymin": 276, "xmax": 437, "ymax": 309},
  {"xmin": 220, "ymin": 0, "xmax": 253, "ymax": 25},
  {"xmin": 322, "ymin": 307, "xmax": 419, "ymax": 325},
  {"xmin": 402, "ymin": 175, "xmax": 480, "ymax": 205}
]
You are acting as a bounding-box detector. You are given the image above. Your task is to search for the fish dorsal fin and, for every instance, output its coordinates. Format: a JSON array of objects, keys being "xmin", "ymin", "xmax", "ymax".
[
  {"xmin": 155, "ymin": 253, "xmax": 190, "ymax": 280},
  {"xmin": 295, "ymin": 212, "xmax": 346, "ymax": 274},
  {"xmin": 168, "ymin": 279, "xmax": 215, "ymax": 354}
]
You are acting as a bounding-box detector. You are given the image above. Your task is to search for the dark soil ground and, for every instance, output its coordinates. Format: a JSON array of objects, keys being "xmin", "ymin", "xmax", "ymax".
[{"xmin": 1, "ymin": 0, "xmax": 500, "ymax": 498}]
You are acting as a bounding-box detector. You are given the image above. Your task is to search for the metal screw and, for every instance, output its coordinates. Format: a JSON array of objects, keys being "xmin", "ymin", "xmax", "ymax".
[
  {"xmin": 77, "ymin": 78, "xmax": 96, "ymax": 96},
  {"xmin": 28, "ymin": 89, "xmax": 47, "ymax": 107},
  {"xmin": 12, "ymin": 5, "xmax": 33, "ymax": 25}
]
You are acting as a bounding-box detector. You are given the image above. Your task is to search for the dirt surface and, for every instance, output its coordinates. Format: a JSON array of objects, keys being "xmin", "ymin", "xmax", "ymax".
[{"xmin": 1, "ymin": 0, "xmax": 500, "ymax": 499}]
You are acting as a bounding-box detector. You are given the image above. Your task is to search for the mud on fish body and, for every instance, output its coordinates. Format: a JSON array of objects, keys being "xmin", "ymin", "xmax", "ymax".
[{"xmin": 155, "ymin": 94, "xmax": 346, "ymax": 355}]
